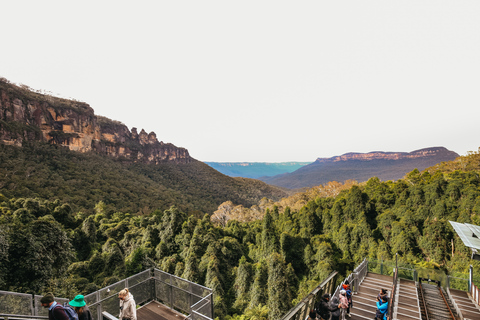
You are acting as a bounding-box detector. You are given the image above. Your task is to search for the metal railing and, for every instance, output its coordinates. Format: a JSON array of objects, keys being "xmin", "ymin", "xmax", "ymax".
[
  {"xmin": 0, "ymin": 268, "xmax": 213, "ymax": 320},
  {"xmin": 387, "ymin": 265, "xmax": 398, "ymax": 320},
  {"xmin": 332, "ymin": 258, "xmax": 368, "ymax": 299},
  {"xmin": 280, "ymin": 271, "xmax": 338, "ymax": 320}
]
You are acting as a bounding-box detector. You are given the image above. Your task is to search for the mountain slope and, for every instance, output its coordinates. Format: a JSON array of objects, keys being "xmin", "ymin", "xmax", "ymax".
[
  {"xmin": 0, "ymin": 79, "xmax": 289, "ymax": 214},
  {"xmin": 260, "ymin": 147, "xmax": 460, "ymax": 189},
  {"xmin": 204, "ymin": 162, "xmax": 310, "ymax": 178}
]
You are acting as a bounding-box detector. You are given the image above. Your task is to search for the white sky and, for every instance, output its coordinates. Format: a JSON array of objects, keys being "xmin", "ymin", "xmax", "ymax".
[{"xmin": 1, "ymin": 1, "xmax": 479, "ymax": 162}]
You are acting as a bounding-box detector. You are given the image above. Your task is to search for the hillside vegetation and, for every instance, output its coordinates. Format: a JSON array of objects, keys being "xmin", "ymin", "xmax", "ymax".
[
  {"xmin": 0, "ymin": 143, "xmax": 289, "ymax": 216},
  {"xmin": 1, "ymin": 147, "xmax": 480, "ymax": 319}
]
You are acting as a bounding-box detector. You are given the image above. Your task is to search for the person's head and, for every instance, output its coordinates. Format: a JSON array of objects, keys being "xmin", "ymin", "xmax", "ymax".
[
  {"xmin": 69, "ymin": 294, "xmax": 86, "ymax": 314},
  {"xmin": 118, "ymin": 288, "xmax": 129, "ymax": 300},
  {"xmin": 340, "ymin": 289, "xmax": 346, "ymax": 296},
  {"xmin": 322, "ymin": 293, "xmax": 330, "ymax": 301},
  {"xmin": 380, "ymin": 288, "xmax": 387, "ymax": 295},
  {"xmin": 381, "ymin": 295, "xmax": 388, "ymax": 303},
  {"xmin": 309, "ymin": 310, "xmax": 317, "ymax": 319},
  {"xmin": 40, "ymin": 293, "xmax": 55, "ymax": 308}
]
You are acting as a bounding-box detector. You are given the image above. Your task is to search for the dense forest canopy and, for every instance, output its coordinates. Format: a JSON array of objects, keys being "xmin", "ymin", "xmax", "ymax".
[
  {"xmin": 0, "ymin": 143, "xmax": 288, "ymax": 216},
  {"xmin": 1, "ymin": 145, "xmax": 480, "ymax": 319}
]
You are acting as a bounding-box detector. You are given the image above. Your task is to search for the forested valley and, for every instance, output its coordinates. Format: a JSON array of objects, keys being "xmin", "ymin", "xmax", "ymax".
[{"xmin": 1, "ymin": 145, "xmax": 480, "ymax": 319}]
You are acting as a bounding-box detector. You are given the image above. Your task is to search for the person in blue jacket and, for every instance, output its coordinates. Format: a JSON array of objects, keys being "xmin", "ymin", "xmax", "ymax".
[{"xmin": 375, "ymin": 296, "xmax": 388, "ymax": 320}]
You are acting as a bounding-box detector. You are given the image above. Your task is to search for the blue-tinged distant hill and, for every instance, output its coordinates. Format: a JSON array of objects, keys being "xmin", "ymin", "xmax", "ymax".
[
  {"xmin": 204, "ymin": 162, "xmax": 311, "ymax": 179},
  {"xmin": 259, "ymin": 147, "xmax": 460, "ymax": 189}
]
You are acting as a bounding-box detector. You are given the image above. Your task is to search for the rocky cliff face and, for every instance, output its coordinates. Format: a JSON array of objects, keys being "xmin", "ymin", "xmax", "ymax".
[
  {"xmin": 315, "ymin": 147, "xmax": 458, "ymax": 163},
  {"xmin": 0, "ymin": 79, "xmax": 191, "ymax": 163}
]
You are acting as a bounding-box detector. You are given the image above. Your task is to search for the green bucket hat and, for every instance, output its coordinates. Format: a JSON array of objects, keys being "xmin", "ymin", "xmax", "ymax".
[{"xmin": 69, "ymin": 294, "xmax": 86, "ymax": 307}]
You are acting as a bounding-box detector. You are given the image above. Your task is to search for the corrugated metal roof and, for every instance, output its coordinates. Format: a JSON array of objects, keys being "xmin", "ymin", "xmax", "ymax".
[{"xmin": 449, "ymin": 221, "xmax": 480, "ymax": 251}]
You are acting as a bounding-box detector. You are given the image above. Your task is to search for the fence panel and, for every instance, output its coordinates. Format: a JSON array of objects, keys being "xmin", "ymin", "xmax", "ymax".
[
  {"xmin": 172, "ymin": 286, "xmax": 191, "ymax": 313},
  {"xmin": 0, "ymin": 291, "xmax": 32, "ymax": 316},
  {"xmin": 155, "ymin": 279, "xmax": 172, "ymax": 307},
  {"xmin": 127, "ymin": 269, "xmax": 150, "ymax": 287},
  {"xmin": 98, "ymin": 280, "xmax": 127, "ymax": 301}
]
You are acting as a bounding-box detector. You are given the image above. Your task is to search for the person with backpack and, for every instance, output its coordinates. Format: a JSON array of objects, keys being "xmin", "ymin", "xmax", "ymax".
[
  {"xmin": 69, "ymin": 295, "xmax": 92, "ymax": 320},
  {"xmin": 40, "ymin": 293, "xmax": 70, "ymax": 320},
  {"xmin": 118, "ymin": 288, "xmax": 137, "ymax": 320}
]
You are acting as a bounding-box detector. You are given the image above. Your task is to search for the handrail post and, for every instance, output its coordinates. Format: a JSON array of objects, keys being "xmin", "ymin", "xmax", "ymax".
[{"xmin": 469, "ymin": 265, "xmax": 473, "ymax": 293}]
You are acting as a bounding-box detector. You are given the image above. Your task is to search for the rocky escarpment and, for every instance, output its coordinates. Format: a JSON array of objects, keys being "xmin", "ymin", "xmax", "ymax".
[
  {"xmin": 261, "ymin": 147, "xmax": 460, "ymax": 189},
  {"xmin": 0, "ymin": 79, "xmax": 190, "ymax": 163},
  {"xmin": 315, "ymin": 147, "xmax": 457, "ymax": 163}
]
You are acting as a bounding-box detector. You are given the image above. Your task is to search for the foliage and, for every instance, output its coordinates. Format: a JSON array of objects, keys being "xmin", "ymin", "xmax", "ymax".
[{"xmin": 1, "ymin": 144, "xmax": 480, "ymax": 319}]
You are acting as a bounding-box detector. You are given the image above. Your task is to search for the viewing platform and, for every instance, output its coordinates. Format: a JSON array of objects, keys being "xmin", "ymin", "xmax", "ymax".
[{"xmin": 0, "ymin": 268, "xmax": 213, "ymax": 320}]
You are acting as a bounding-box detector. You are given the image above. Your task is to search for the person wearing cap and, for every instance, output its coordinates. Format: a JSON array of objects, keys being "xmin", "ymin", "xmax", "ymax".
[
  {"xmin": 40, "ymin": 293, "xmax": 69, "ymax": 320},
  {"xmin": 69, "ymin": 295, "xmax": 92, "ymax": 320}
]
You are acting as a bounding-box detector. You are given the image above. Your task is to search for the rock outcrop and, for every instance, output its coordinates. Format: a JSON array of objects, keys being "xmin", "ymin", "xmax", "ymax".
[
  {"xmin": 315, "ymin": 148, "xmax": 455, "ymax": 163},
  {"xmin": 0, "ymin": 79, "xmax": 191, "ymax": 163}
]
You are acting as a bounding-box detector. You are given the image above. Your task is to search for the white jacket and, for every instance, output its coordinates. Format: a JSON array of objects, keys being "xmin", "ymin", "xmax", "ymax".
[{"xmin": 119, "ymin": 293, "xmax": 137, "ymax": 320}]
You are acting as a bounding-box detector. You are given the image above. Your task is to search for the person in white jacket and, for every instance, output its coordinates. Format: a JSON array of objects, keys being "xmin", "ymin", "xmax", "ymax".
[{"xmin": 118, "ymin": 288, "xmax": 137, "ymax": 320}]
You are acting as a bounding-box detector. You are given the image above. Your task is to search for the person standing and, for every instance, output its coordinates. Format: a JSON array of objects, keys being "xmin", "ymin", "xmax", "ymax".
[
  {"xmin": 330, "ymin": 296, "xmax": 341, "ymax": 320},
  {"xmin": 339, "ymin": 290, "xmax": 349, "ymax": 320},
  {"xmin": 341, "ymin": 281, "xmax": 352, "ymax": 317},
  {"xmin": 69, "ymin": 295, "xmax": 92, "ymax": 320},
  {"xmin": 118, "ymin": 288, "xmax": 137, "ymax": 320},
  {"xmin": 316, "ymin": 293, "xmax": 341, "ymax": 320},
  {"xmin": 376, "ymin": 289, "xmax": 388, "ymax": 303},
  {"xmin": 375, "ymin": 296, "xmax": 389, "ymax": 320},
  {"xmin": 40, "ymin": 293, "xmax": 69, "ymax": 320}
]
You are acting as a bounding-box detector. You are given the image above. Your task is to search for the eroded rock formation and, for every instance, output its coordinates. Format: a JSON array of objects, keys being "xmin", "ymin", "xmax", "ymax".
[{"xmin": 0, "ymin": 79, "xmax": 190, "ymax": 163}]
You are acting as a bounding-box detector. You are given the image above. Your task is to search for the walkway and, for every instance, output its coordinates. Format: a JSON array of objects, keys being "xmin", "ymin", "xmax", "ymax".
[
  {"xmin": 137, "ymin": 301, "xmax": 187, "ymax": 320},
  {"xmin": 449, "ymin": 288, "xmax": 480, "ymax": 320}
]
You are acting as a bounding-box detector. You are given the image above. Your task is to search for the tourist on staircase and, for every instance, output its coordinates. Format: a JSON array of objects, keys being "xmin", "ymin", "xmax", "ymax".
[
  {"xmin": 330, "ymin": 296, "xmax": 342, "ymax": 320},
  {"xmin": 315, "ymin": 293, "xmax": 342, "ymax": 320},
  {"xmin": 339, "ymin": 289, "xmax": 349, "ymax": 320},
  {"xmin": 341, "ymin": 281, "xmax": 352, "ymax": 317},
  {"xmin": 375, "ymin": 296, "xmax": 388, "ymax": 320}
]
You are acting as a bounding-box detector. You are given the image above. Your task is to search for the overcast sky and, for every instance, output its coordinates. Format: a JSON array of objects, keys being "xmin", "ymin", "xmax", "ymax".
[{"xmin": 2, "ymin": 1, "xmax": 479, "ymax": 162}]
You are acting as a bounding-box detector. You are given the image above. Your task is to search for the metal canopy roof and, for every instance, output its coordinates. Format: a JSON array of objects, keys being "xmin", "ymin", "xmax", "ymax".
[{"xmin": 449, "ymin": 221, "xmax": 480, "ymax": 260}]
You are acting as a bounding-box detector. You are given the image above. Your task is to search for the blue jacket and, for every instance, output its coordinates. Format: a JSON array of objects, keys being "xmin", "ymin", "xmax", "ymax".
[{"xmin": 376, "ymin": 300, "xmax": 388, "ymax": 320}]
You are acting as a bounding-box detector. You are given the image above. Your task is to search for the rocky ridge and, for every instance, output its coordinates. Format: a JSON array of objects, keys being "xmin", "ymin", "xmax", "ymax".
[
  {"xmin": 316, "ymin": 148, "xmax": 450, "ymax": 163},
  {"xmin": 0, "ymin": 79, "xmax": 190, "ymax": 163}
]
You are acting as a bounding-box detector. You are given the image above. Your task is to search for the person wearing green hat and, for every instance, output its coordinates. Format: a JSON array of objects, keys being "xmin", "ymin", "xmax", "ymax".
[{"xmin": 69, "ymin": 295, "xmax": 92, "ymax": 320}]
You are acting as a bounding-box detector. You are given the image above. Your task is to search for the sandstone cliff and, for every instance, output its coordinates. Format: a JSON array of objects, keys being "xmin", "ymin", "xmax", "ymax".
[
  {"xmin": 315, "ymin": 147, "xmax": 454, "ymax": 163},
  {"xmin": 0, "ymin": 79, "xmax": 190, "ymax": 163}
]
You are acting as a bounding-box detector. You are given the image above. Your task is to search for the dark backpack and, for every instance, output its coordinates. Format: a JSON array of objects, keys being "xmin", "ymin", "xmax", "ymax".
[{"xmin": 53, "ymin": 303, "xmax": 79, "ymax": 320}]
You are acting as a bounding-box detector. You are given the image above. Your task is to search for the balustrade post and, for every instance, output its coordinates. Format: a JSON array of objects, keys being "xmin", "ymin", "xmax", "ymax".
[{"xmin": 469, "ymin": 265, "xmax": 473, "ymax": 293}]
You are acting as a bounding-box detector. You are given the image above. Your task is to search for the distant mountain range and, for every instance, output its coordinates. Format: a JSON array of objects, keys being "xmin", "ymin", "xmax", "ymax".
[
  {"xmin": 204, "ymin": 162, "xmax": 310, "ymax": 179},
  {"xmin": 259, "ymin": 147, "xmax": 460, "ymax": 189}
]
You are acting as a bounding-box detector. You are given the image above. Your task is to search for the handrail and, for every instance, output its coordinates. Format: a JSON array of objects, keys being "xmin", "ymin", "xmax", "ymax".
[
  {"xmin": 387, "ymin": 267, "xmax": 398, "ymax": 320},
  {"xmin": 438, "ymin": 286, "xmax": 457, "ymax": 320},
  {"xmin": 0, "ymin": 315, "xmax": 47, "ymax": 320},
  {"xmin": 280, "ymin": 271, "xmax": 338, "ymax": 320},
  {"xmin": 101, "ymin": 312, "xmax": 118, "ymax": 320}
]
